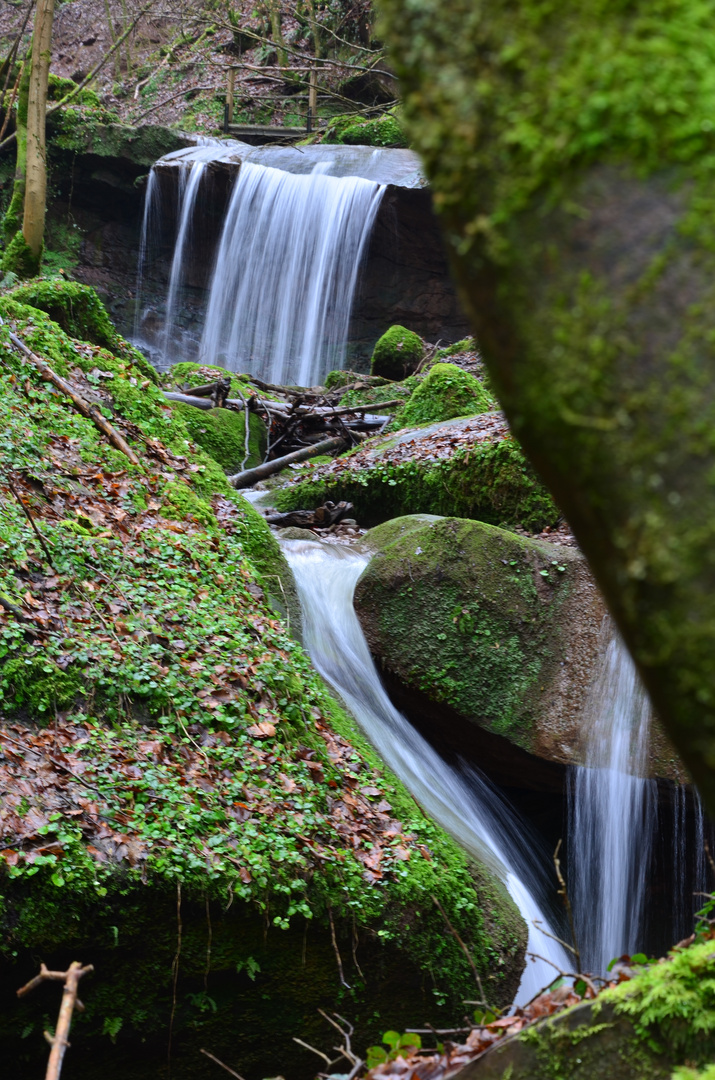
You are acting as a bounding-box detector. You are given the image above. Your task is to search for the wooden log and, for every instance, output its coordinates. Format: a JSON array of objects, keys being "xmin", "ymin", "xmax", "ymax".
[
  {"xmin": 7, "ymin": 331, "xmax": 140, "ymax": 466},
  {"xmin": 228, "ymin": 436, "xmax": 347, "ymax": 489},
  {"xmin": 266, "ymin": 501, "xmax": 354, "ymax": 528}
]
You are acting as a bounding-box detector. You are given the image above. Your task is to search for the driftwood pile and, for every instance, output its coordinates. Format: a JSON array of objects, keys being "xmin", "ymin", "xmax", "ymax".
[{"xmin": 164, "ymin": 374, "xmax": 401, "ymax": 490}]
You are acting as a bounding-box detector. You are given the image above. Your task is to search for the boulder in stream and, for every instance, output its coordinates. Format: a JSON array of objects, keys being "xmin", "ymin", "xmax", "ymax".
[{"xmin": 354, "ymin": 516, "xmax": 679, "ymax": 788}]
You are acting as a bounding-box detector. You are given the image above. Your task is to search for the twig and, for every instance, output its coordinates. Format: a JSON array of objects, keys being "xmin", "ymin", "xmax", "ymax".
[
  {"xmin": 432, "ymin": 894, "xmax": 487, "ymax": 1006},
  {"xmin": 704, "ymin": 837, "xmax": 715, "ymax": 881},
  {"xmin": 199, "ymin": 1049, "xmax": 247, "ymax": 1080},
  {"xmin": 17, "ymin": 961, "xmax": 93, "ymax": 1080},
  {"xmin": 327, "ymin": 906, "xmax": 350, "ymax": 988},
  {"xmin": 5, "ymin": 476, "xmax": 55, "ymax": 568},
  {"xmin": 525, "ymin": 952, "xmax": 603, "ymax": 998},
  {"xmin": 6, "ymin": 329, "xmax": 140, "ymax": 466},
  {"xmin": 532, "ymin": 918, "xmax": 579, "ymax": 959},
  {"xmin": 292, "ymin": 1037, "xmax": 333, "ymax": 1067},
  {"xmin": 553, "ymin": 839, "xmax": 581, "ymax": 971},
  {"xmin": 0, "ymin": 592, "xmax": 38, "ymax": 628},
  {"xmin": 132, "ymin": 84, "xmax": 216, "ymax": 123}
]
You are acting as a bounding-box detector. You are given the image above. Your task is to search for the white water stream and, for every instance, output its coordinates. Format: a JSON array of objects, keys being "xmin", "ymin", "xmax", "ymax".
[
  {"xmin": 281, "ymin": 537, "xmax": 571, "ymax": 1004},
  {"xmin": 199, "ymin": 162, "xmax": 384, "ymax": 385},
  {"xmin": 568, "ymin": 628, "xmax": 656, "ymax": 973}
]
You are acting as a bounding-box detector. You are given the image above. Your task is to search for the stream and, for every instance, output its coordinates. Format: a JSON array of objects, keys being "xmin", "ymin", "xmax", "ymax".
[{"xmin": 280, "ymin": 536, "xmax": 572, "ymax": 1003}]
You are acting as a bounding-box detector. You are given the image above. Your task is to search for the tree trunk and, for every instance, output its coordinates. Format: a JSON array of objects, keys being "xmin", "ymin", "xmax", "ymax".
[
  {"xmin": 2, "ymin": 56, "xmax": 30, "ymax": 247},
  {"xmin": 22, "ymin": 0, "xmax": 55, "ymax": 269}
]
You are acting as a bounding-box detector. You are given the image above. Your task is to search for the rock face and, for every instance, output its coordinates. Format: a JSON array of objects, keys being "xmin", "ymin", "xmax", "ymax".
[{"xmin": 354, "ymin": 515, "xmax": 679, "ymax": 789}]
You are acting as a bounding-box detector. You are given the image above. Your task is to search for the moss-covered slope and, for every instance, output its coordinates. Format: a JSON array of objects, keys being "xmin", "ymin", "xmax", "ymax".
[{"xmin": 0, "ymin": 285, "xmax": 526, "ymax": 1075}]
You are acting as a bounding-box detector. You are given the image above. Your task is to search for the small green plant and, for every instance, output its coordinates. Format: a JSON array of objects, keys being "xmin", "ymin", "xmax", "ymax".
[{"xmin": 366, "ymin": 1030, "xmax": 422, "ymax": 1068}]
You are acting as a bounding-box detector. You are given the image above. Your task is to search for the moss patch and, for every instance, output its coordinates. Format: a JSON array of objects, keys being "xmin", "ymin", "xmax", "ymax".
[
  {"xmin": 393, "ymin": 362, "xmax": 493, "ymax": 428},
  {"xmin": 172, "ymin": 401, "xmax": 267, "ymax": 474},
  {"xmin": 325, "ymin": 111, "xmax": 409, "ymax": 148},
  {"xmin": 371, "ymin": 325, "xmax": 424, "ymax": 380}
]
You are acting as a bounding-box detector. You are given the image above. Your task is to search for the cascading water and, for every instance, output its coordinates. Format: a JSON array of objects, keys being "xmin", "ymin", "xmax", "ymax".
[
  {"xmin": 161, "ymin": 159, "xmax": 207, "ymax": 366},
  {"xmin": 567, "ymin": 625, "xmax": 657, "ymax": 974},
  {"xmin": 280, "ymin": 537, "xmax": 571, "ymax": 1004},
  {"xmin": 134, "ymin": 167, "xmax": 161, "ymax": 343},
  {"xmin": 199, "ymin": 162, "xmax": 384, "ymax": 386}
]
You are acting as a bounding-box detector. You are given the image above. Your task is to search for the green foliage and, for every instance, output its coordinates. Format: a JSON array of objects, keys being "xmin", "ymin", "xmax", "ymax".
[
  {"xmin": 393, "ymin": 362, "xmax": 494, "ymax": 428},
  {"xmin": 46, "ymin": 75, "xmax": 119, "ymax": 152},
  {"xmin": 325, "ymin": 112, "xmax": 409, "ymax": 148},
  {"xmin": 371, "ymin": 325, "xmax": 424, "ymax": 380},
  {"xmin": 367, "ymin": 1030, "xmax": 422, "ymax": 1068}
]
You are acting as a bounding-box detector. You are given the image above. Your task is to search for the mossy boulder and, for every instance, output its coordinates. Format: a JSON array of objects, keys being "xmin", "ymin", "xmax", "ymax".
[
  {"xmin": 1, "ymin": 231, "xmax": 39, "ymax": 278},
  {"xmin": 171, "ymin": 402, "xmax": 267, "ymax": 474},
  {"xmin": 393, "ymin": 362, "xmax": 493, "ymax": 428},
  {"xmin": 371, "ymin": 325, "xmax": 424, "ymax": 380},
  {"xmin": 376, "ymin": 0, "xmax": 715, "ymax": 810},
  {"xmin": 457, "ymin": 939, "xmax": 715, "ymax": 1079},
  {"xmin": 273, "ymin": 416, "xmax": 559, "ymax": 532},
  {"xmin": 354, "ymin": 516, "xmax": 607, "ymax": 781},
  {"xmin": 325, "ymin": 112, "xmax": 409, "ymax": 149}
]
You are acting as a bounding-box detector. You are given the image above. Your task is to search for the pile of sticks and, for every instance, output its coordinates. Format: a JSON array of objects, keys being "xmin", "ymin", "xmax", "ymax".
[{"xmin": 164, "ymin": 375, "xmax": 401, "ymax": 489}]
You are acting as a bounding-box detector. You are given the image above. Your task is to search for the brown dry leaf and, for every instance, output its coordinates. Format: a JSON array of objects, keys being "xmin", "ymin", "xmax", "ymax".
[{"xmin": 247, "ymin": 722, "xmax": 276, "ymax": 738}]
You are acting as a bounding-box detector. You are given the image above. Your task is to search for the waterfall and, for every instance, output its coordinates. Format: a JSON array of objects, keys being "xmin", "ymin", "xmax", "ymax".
[
  {"xmin": 568, "ymin": 627, "xmax": 656, "ymax": 974},
  {"xmin": 281, "ymin": 538, "xmax": 572, "ymax": 1005},
  {"xmin": 199, "ymin": 162, "xmax": 384, "ymax": 386},
  {"xmin": 134, "ymin": 166, "xmax": 161, "ymax": 343},
  {"xmin": 161, "ymin": 160, "xmax": 207, "ymax": 366}
]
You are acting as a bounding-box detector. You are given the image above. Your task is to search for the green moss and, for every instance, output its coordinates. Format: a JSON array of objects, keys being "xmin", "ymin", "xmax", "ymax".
[
  {"xmin": 1, "ymin": 231, "xmax": 39, "ymax": 278},
  {"xmin": 393, "ymin": 362, "xmax": 493, "ymax": 427},
  {"xmin": 355, "ymin": 516, "xmax": 577, "ymax": 747},
  {"xmin": 165, "ymin": 360, "xmax": 251, "ymax": 399},
  {"xmin": 274, "ymin": 433, "xmax": 559, "ymax": 532},
  {"xmin": 2, "ymin": 56, "xmax": 29, "ymax": 247},
  {"xmin": 325, "ymin": 111, "xmax": 409, "ymax": 148},
  {"xmin": 598, "ymin": 940, "xmax": 715, "ymax": 1061},
  {"xmin": 172, "ymin": 402, "xmax": 267, "ymax": 474},
  {"xmin": 371, "ymin": 325, "xmax": 424, "ymax": 380}
]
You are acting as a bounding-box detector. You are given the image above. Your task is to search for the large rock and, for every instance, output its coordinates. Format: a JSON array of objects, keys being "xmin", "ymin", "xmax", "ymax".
[
  {"xmin": 354, "ymin": 516, "xmax": 679, "ymax": 788},
  {"xmin": 376, "ymin": 0, "xmax": 715, "ymax": 810}
]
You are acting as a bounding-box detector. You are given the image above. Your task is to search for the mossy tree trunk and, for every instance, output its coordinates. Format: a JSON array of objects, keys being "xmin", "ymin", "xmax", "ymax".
[
  {"xmin": 2, "ymin": 56, "xmax": 30, "ymax": 247},
  {"xmin": 376, "ymin": 0, "xmax": 715, "ymax": 815},
  {"xmin": 21, "ymin": 0, "xmax": 55, "ymax": 273}
]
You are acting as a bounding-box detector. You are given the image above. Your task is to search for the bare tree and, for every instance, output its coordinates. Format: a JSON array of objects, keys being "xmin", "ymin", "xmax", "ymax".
[{"xmin": 21, "ymin": 0, "xmax": 54, "ymax": 269}]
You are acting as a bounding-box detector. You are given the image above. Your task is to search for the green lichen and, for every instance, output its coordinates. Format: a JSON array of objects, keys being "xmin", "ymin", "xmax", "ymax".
[
  {"xmin": 371, "ymin": 325, "xmax": 424, "ymax": 380},
  {"xmin": 393, "ymin": 362, "xmax": 493, "ymax": 428}
]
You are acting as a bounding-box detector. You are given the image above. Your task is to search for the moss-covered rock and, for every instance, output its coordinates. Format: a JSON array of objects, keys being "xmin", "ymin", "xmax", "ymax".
[
  {"xmin": 325, "ymin": 111, "xmax": 409, "ymax": 148},
  {"xmin": 273, "ymin": 415, "xmax": 559, "ymax": 532},
  {"xmin": 171, "ymin": 402, "xmax": 267, "ymax": 474},
  {"xmin": 458, "ymin": 939, "xmax": 715, "ymax": 1079},
  {"xmin": 1, "ymin": 230, "xmax": 39, "ymax": 278},
  {"xmin": 371, "ymin": 325, "xmax": 424, "ymax": 380},
  {"xmin": 393, "ymin": 362, "xmax": 493, "ymax": 427},
  {"xmin": 376, "ymin": 0, "xmax": 715, "ymax": 810},
  {"xmin": 354, "ymin": 516, "xmax": 609, "ymax": 772}
]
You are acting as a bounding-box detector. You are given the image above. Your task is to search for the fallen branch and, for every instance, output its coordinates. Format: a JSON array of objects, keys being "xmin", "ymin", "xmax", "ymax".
[
  {"xmin": 228, "ymin": 436, "xmax": 347, "ymax": 489},
  {"xmin": 6, "ymin": 330, "xmax": 140, "ymax": 466},
  {"xmin": 432, "ymin": 894, "xmax": 488, "ymax": 1007},
  {"xmin": 17, "ymin": 961, "xmax": 93, "ymax": 1080},
  {"xmin": 6, "ymin": 475, "xmax": 56, "ymax": 568},
  {"xmin": 266, "ymin": 501, "xmax": 354, "ymax": 528}
]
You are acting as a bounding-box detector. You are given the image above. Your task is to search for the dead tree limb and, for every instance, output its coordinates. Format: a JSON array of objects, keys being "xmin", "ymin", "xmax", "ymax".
[
  {"xmin": 199, "ymin": 1048, "xmax": 247, "ymax": 1080},
  {"xmin": 228, "ymin": 436, "xmax": 347, "ymax": 488},
  {"xmin": 6, "ymin": 331, "xmax": 141, "ymax": 466},
  {"xmin": 17, "ymin": 961, "xmax": 93, "ymax": 1080}
]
